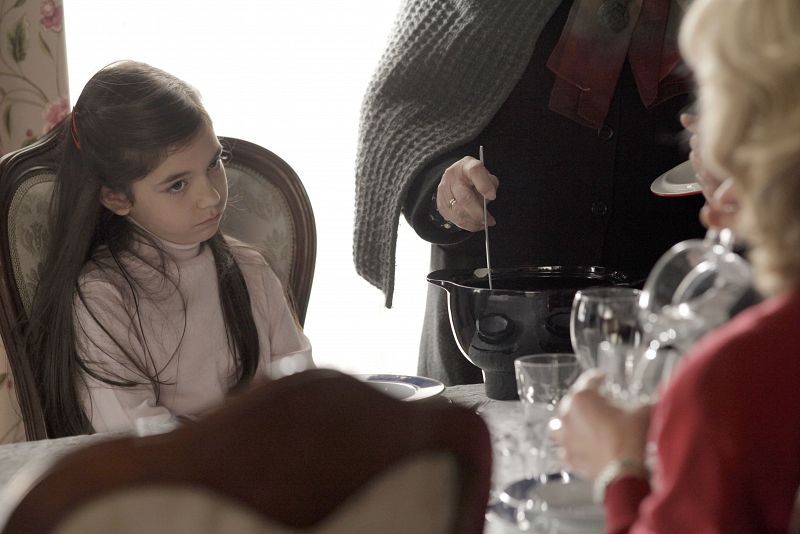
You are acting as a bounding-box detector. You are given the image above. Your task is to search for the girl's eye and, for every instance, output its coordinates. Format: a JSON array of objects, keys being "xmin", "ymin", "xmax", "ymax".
[{"xmin": 168, "ymin": 180, "xmax": 187, "ymax": 193}]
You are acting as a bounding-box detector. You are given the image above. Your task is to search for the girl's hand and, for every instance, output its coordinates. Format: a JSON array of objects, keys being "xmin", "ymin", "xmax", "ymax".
[
  {"xmin": 436, "ymin": 156, "xmax": 499, "ymax": 232},
  {"xmin": 553, "ymin": 370, "xmax": 651, "ymax": 479},
  {"xmin": 680, "ymin": 113, "xmax": 740, "ymax": 230}
]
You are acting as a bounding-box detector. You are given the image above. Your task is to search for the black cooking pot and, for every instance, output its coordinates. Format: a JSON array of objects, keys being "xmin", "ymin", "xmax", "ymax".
[{"xmin": 427, "ymin": 266, "xmax": 638, "ymax": 400}]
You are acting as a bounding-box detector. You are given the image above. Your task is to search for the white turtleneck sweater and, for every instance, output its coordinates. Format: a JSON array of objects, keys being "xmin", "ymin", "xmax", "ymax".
[{"xmin": 73, "ymin": 236, "xmax": 312, "ymax": 433}]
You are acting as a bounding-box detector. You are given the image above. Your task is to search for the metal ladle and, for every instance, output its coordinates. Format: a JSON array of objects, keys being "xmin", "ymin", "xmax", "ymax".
[{"xmin": 480, "ymin": 145, "xmax": 493, "ymax": 290}]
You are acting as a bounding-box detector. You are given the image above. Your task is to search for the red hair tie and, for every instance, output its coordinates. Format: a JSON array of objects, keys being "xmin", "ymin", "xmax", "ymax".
[{"xmin": 70, "ymin": 112, "xmax": 81, "ymax": 150}]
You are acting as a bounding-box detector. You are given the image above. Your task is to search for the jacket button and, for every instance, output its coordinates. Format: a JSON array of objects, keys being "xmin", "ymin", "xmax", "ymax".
[
  {"xmin": 591, "ymin": 201, "xmax": 609, "ymax": 217},
  {"xmin": 597, "ymin": 125, "xmax": 614, "ymax": 141}
]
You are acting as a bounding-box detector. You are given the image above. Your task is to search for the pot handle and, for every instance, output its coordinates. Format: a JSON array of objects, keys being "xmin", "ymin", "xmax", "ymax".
[
  {"xmin": 544, "ymin": 311, "xmax": 571, "ymax": 339},
  {"xmin": 426, "ymin": 277, "xmax": 451, "ymax": 291}
]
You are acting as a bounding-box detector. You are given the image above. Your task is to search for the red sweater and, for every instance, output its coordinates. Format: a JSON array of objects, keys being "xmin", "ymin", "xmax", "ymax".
[{"xmin": 605, "ymin": 291, "xmax": 800, "ymax": 533}]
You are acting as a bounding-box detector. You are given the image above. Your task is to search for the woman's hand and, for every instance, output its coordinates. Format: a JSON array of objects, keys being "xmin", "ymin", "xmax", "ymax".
[
  {"xmin": 436, "ymin": 156, "xmax": 499, "ymax": 232},
  {"xmin": 680, "ymin": 113, "xmax": 740, "ymax": 230},
  {"xmin": 553, "ymin": 371, "xmax": 651, "ymax": 479}
]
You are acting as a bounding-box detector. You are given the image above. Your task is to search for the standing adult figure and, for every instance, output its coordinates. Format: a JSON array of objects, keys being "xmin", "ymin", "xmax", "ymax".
[{"xmin": 354, "ymin": 0, "xmax": 704, "ymax": 385}]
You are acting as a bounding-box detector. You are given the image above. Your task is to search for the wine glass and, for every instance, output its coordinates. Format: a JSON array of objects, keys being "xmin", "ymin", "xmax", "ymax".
[
  {"xmin": 570, "ymin": 287, "xmax": 643, "ymax": 371},
  {"xmin": 627, "ymin": 344, "xmax": 682, "ymax": 404}
]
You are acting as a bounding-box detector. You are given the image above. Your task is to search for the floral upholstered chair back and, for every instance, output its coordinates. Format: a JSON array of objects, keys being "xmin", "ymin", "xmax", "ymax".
[
  {"xmin": 0, "ymin": 129, "xmax": 315, "ymax": 441},
  {"xmin": 219, "ymin": 136, "xmax": 316, "ymax": 324},
  {"xmin": 0, "ymin": 0, "xmax": 68, "ymax": 444}
]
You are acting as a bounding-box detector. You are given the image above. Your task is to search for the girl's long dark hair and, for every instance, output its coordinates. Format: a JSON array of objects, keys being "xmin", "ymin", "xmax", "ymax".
[{"xmin": 23, "ymin": 61, "xmax": 259, "ymax": 437}]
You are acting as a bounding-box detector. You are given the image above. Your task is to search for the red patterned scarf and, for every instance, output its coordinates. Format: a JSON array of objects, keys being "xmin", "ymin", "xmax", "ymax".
[{"xmin": 547, "ymin": 0, "xmax": 690, "ymax": 128}]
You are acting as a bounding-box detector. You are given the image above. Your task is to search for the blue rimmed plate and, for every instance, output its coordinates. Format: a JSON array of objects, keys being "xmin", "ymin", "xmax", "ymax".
[{"xmin": 357, "ymin": 374, "xmax": 445, "ymax": 401}]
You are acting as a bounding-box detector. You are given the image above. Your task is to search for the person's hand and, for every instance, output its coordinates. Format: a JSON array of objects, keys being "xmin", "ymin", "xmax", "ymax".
[
  {"xmin": 680, "ymin": 113, "xmax": 740, "ymax": 230},
  {"xmin": 552, "ymin": 370, "xmax": 650, "ymax": 479},
  {"xmin": 436, "ymin": 156, "xmax": 499, "ymax": 232}
]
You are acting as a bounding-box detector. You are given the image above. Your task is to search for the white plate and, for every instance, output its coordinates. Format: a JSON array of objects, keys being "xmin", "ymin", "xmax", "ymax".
[
  {"xmin": 357, "ymin": 374, "xmax": 445, "ymax": 401},
  {"xmin": 650, "ymin": 160, "xmax": 703, "ymax": 197},
  {"xmin": 488, "ymin": 473, "xmax": 605, "ymax": 532}
]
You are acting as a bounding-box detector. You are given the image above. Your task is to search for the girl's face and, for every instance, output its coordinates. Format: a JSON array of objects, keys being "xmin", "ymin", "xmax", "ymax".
[{"xmin": 102, "ymin": 123, "xmax": 228, "ymax": 245}]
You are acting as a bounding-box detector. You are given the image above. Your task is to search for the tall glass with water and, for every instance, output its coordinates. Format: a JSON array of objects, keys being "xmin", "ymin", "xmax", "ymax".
[{"xmin": 514, "ymin": 353, "xmax": 580, "ymax": 477}]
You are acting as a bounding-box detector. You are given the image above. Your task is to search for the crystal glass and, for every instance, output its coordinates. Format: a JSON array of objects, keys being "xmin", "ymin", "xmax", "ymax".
[
  {"xmin": 477, "ymin": 402, "xmax": 528, "ymax": 501},
  {"xmin": 570, "ymin": 287, "xmax": 643, "ymax": 371},
  {"xmin": 628, "ymin": 345, "xmax": 683, "ymax": 404},
  {"xmin": 639, "ymin": 228, "xmax": 752, "ymax": 353},
  {"xmin": 512, "ymin": 353, "xmax": 580, "ymax": 530},
  {"xmin": 515, "ymin": 353, "xmax": 580, "ymax": 409},
  {"xmin": 514, "ymin": 354, "xmax": 580, "ymax": 476}
]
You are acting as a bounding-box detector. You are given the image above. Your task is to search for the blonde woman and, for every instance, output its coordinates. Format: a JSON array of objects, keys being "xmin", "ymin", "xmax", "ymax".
[{"xmin": 555, "ymin": 0, "xmax": 800, "ymax": 531}]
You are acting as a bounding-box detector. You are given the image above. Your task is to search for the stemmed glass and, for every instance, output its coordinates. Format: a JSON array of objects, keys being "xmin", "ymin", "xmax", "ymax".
[
  {"xmin": 627, "ymin": 345, "xmax": 682, "ymax": 404},
  {"xmin": 570, "ymin": 287, "xmax": 643, "ymax": 400}
]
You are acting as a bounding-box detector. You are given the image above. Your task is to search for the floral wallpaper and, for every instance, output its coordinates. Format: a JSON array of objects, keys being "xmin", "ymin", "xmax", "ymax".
[
  {"xmin": 0, "ymin": 0, "xmax": 67, "ymax": 443},
  {"xmin": 0, "ymin": 0, "xmax": 68, "ymax": 154}
]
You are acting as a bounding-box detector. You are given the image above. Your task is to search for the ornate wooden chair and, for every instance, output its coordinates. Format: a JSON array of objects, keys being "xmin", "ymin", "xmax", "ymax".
[
  {"xmin": 218, "ymin": 136, "xmax": 316, "ymax": 325},
  {"xmin": 0, "ymin": 124, "xmax": 316, "ymax": 441},
  {"xmin": 0, "ymin": 370, "xmax": 492, "ymax": 534}
]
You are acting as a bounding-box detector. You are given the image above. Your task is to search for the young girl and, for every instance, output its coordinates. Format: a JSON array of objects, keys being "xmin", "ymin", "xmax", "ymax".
[
  {"xmin": 23, "ymin": 60, "xmax": 312, "ymax": 438},
  {"xmin": 555, "ymin": 0, "xmax": 800, "ymax": 531}
]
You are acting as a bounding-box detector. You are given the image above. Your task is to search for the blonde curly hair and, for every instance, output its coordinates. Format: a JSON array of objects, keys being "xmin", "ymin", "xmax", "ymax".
[{"xmin": 680, "ymin": 0, "xmax": 800, "ymax": 295}]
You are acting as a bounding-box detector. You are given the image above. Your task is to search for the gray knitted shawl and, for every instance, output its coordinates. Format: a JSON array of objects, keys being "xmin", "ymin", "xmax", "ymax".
[{"xmin": 353, "ymin": 0, "xmax": 562, "ymax": 307}]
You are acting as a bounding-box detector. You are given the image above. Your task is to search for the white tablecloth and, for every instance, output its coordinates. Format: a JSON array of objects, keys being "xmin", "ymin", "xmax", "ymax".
[
  {"xmin": 444, "ymin": 385, "xmax": 527, "ymax": 534},
  {"xmin": 0, "ymin": 383, "xmax": 596, "ymax": 533},
  {"xmin": 0, "ymin": 432, "xmax": 116, "ymax": 488},
  {"xmin": 444, "ymin": 384, "xmax": 602, "ymax": 534}
]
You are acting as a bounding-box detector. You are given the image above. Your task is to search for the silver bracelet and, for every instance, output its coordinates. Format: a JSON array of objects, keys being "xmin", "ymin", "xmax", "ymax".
[{"xmin": 592, "ymin": 458, "xmax": 650, "ymax": 503}]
